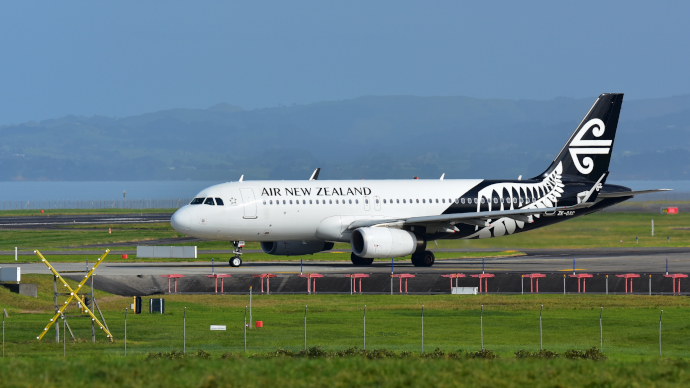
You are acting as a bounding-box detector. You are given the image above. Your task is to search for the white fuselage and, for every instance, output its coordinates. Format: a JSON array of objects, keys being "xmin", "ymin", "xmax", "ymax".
[{"xmin": 170, "ymin": 179, "xmax": 482, "ymax": 242}]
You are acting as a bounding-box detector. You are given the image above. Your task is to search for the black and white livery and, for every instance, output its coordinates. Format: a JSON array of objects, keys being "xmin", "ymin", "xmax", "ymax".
[{"xmin": 170, "ymin": 93, "xmax": 669, "ymax": 267}]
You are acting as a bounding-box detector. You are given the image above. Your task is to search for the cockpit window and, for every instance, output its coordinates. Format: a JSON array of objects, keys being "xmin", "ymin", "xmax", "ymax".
[
  {"xmin": 204, "ymin": 198, "xmax": 215, "ymax": 205},
  {"xmin": 215, "ymin": 198, "xmax": 224, "ymax": 206},
  {"xmin": 190, "ymin": 198, "xmax": 204, "ymax": 205}
]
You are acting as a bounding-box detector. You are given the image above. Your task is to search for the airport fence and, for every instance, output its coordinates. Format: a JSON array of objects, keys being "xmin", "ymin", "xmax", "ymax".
[
  {"xmin": 0, "ymin": 198, "xmax": 192, "ymax": 211},
  {"xmin": 1, "ymin": 296, "xmax": 688, "ymax": 359}
]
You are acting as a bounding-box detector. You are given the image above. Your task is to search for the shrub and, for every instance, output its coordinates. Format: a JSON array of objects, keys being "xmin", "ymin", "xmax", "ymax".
[
  {"xmin": 515, "ymin": 349, "xmax": 560, "ymax": 359},
  {"xmin": 145, "ymin": 349, "xmax": 211, "ymax": 360},
  {"xmin": 466, "ymin": 349, "xmax": 499, "ymax": 359},
  {"xmin": 564, "ymin": 347, "xmax": 608, "ymax": 361}
]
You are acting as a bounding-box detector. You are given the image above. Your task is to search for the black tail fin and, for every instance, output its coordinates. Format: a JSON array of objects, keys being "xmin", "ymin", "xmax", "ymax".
[{"xmin": 533, "ymin": 93, "xmax": 624, "ymax": 182}]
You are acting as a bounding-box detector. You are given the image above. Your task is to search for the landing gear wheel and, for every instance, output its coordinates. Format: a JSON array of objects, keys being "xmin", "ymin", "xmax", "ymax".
[
  {"xmin": 229, "ymin": 240, "xmax": 244, "ymax": 267},
  {"xmin": 420, "ymin": 251, "xmax": 435, "ymax": 267},
  {"xmin": 351, "ymin": 253, "xmax": 373, "ymax": 266},
  {"xmin": 411, "ymin": 253, "xmax": 422, "ymax": 267}
]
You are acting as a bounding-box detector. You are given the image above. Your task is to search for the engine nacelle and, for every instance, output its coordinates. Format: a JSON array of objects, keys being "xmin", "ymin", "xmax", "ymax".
[
  {"xmin": 260, "ymin": 241, "xmax": 334, "ymax": 256},
  {"xmin": 350, "ymin": 227, "xmax": 422, "ymax": 258}
]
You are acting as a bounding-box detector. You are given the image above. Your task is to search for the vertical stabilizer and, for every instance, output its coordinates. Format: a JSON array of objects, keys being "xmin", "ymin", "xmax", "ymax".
[{"xmin": 533, "ymin": 93, "xmax": 624, "ymax": 182}]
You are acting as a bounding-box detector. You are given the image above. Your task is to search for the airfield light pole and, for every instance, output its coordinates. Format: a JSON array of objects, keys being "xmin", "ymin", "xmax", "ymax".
[
  {"xmin": 2, "ymin": 309, "xmax": 6, "ymax": 357},
  {"xmin": 480, "ymin": 305, "xmax": 484, "ymax": 351},
  {"xmin": 249, "ymin": 287, "xmax": 253, "ymax": 329},
  {"xmin": 599, "ymin": 307, "xmax": 604, "ymax": 352},
  {"xmin": 304, "ymin": 305, "xmax": 307, "ymax": 351},
  {"xmin": 659, "ymin": 310, "xmax": 663, "ymax": 356},
  {"xmin": 124, "ymin": 308, "xmax": 127, "ymax": 357},
  {"xmin": 244, "ymin": 307, "xmax": 247, "ymax": 353},
  {"xmin": 391, "ymin": 258, "xmax": 394, "ymax": 295},
  {"xmin": 183, "ymin": 307, "xmax": 186, "ymax": 354},
  {"xmin": 62, "ymin": 314, "xmax": 66, "ymax": 358},
  {"xmin": 539, "ymin": 305, "xmax": 543, "ymax": 351},
  {"xmin": 363, "ymin": 305, "xmax": 366, "ymax": 350},
  {"xmin": 421, "ymin": 305, "xmax": 424, "ymax": 354}
]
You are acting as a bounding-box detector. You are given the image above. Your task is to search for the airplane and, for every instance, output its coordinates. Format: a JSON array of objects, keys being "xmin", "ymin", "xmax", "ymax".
[{"xmin": 170, "ymin": 93, "xmax": 670, "ymax": 267}]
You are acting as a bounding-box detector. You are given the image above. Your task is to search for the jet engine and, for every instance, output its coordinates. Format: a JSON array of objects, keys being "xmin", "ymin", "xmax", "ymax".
[
  {"xmin": 260, "ymin": 241, "xmax": 334, "ymax": 256},
  {"xmin": 350, "ymin": 227, "xmax": 423, "ymax": 258}
]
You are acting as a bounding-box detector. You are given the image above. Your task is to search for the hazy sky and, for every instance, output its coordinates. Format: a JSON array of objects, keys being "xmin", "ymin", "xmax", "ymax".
[{"xmin": 1, "ymin": 1, "xmax": 688, "ymax": 124}]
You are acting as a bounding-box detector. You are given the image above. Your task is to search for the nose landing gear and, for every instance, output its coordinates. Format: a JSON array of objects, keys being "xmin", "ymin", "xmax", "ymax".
[{"xmin": 229, "ymin": 240, "xmax": 245, "ymax": 267}]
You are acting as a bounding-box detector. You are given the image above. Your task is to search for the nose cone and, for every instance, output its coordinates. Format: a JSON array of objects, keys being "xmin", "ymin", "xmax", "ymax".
[{"xmin": 170, "ymin": 206, "xmax": 192, "ymax": 232}]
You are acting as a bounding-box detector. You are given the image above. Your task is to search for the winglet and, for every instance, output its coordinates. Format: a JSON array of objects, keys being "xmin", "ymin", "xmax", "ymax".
[
  {"xmin": 309, "ymin": 168, "xmax": 321, "ymax": 180},
  {"xmin": 239, "ymin": 175, "xmax": 244, "ymax": 182},
  {"xmin": 440, "ymin": 173, "xmax": 445, "ymax": 180}
]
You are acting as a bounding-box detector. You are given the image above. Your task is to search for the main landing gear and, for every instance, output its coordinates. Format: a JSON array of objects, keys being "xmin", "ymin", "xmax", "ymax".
[
  {"xmin": 350, "ymin": 252, "xmax": 374, "ymax": 266},
  {"xmin": 411, "ymin": 251, "xmax": 435, "ymax": 267},
  {"xmin": 229, "ymin": 240, "xmax": 244, "ymax": 267}
]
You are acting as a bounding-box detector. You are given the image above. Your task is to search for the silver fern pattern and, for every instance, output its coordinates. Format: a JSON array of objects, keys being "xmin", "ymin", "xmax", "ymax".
[{"xmin": 466, "ymin": 162, "xmax": 564, "ymax": 239}]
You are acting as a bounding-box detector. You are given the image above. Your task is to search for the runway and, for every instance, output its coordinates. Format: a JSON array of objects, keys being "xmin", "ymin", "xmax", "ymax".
[
  {"xmin": 0, "ymin": 213, "xmax": 172, "ymax": 229},
  {"xmin": 7, "ymin": 247, "xmax": 690, "ymax": 275}
]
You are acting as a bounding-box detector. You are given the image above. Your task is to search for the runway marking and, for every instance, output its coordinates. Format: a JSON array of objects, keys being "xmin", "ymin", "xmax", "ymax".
[{"xmin": 557, "ymin": 268, "xmax": 587, "ymax": 271}]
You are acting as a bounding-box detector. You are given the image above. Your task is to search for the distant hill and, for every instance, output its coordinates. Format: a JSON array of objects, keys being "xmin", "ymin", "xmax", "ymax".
[{"xmin": 1, "ymin": 95, "xmax": 689, "ymax": 181}]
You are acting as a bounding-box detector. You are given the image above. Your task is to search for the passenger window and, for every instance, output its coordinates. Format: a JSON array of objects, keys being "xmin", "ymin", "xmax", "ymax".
[
  {"xmin": 493, "ymin": 198, "xmax": 498, "ymax": 204},
  {"xmin": 190, "ymin": 198, "xmax": 204, "ymax": 205},
  {"xmin": 336, "ymin": 199, "xmax": 339, "ymax": 204},
  {"xmin": 356, "ymin": 199, "xmax": 359, "ymax": 204},
  {"xmin": 435, "ymin": 199, "xmax": 438, "ymax": 203},
  {"xmin": 204, "ymin": 198, "xmax": 215, "ymax": 205},
  {"xmin": 422, "ymin": 199, "xmax": 426, "ymax": 203},
  {"xmin": 403, "ymin": 199, "xmax": 406, "ymax": 204},
  {"xmin": 309, "ymin": 200, "xmax": 312, "ymax": 204},
  {"xmin": 329, "ymin": 200, "xmax": 332, "ymax": 204},
  {"xmin": 442, "ymin": 199, "xmax": 446, "ymax": 203},
  {"xmin": 215, "ymin": 198, "xmax": 224, "ymax": 206},
  {"xmin": 461, "ymin": 198, "xmax": 465, "ymax": 204},
  {"xmin": 383, "ymin": 199, "xmax": 386, "ymax": 204},
  {"xmin": 283, "ymin": 200, "xmax": 286, "ymax": 204},
  {"xmin": 365, "ymin": 199, "xmax": 369, "ymax": 204},
  {"xmin": 262, "ymin": 200, "xmax": 266, "ymax": 205},
  {"xmin": 396, "ymin": 199, "xmax": 400, "ymax": 204},
  {"xmin": 349, "ymin": 199, "xmax": 352, "ymax": 204},
  {"xmin": 454, "ymin": 198, "xmax": 459, "ymax": 204}
]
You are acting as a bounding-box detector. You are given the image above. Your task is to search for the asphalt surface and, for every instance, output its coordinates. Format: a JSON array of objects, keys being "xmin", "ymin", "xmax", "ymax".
[
  {"xmin": 5, "ymin": 247, "xmax": 690, "ymax": 275},
  {"xmin": 2, "ymin": 213, "xmax": 689, "ymax": 276}
]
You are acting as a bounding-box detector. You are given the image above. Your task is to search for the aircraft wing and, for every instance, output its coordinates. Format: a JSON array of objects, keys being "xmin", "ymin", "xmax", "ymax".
[
  {"xmin": 347, "ymin": 204, "xmax": 584, "ymax": 230},
  {"xmin": 597, "ymin": 189, "xmax": 672, "ymax": 198}
]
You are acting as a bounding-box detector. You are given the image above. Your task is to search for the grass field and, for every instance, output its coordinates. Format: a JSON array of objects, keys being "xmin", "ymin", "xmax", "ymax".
[
  {"xmin": 2, "ymin": 274, "xmax": 690, "ymax": 387},
  {"xmin": 2, "ymin": 275, "xmax": 689, "ymax": 360},
  {"xmin": 2, "ymin": 356, "xmax": 690, "ymax": 388}
]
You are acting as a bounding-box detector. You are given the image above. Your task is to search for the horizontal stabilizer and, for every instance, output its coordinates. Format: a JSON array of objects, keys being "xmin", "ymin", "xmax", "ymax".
[{"xmin": 598, "ymin": 189, "xmax": 672, "ymax": 198}]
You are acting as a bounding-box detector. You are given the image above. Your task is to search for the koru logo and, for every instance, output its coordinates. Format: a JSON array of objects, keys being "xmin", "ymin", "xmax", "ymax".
[{"xmin": 568, "ymin": 118, "xmax": 612, "ymax": 174}]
